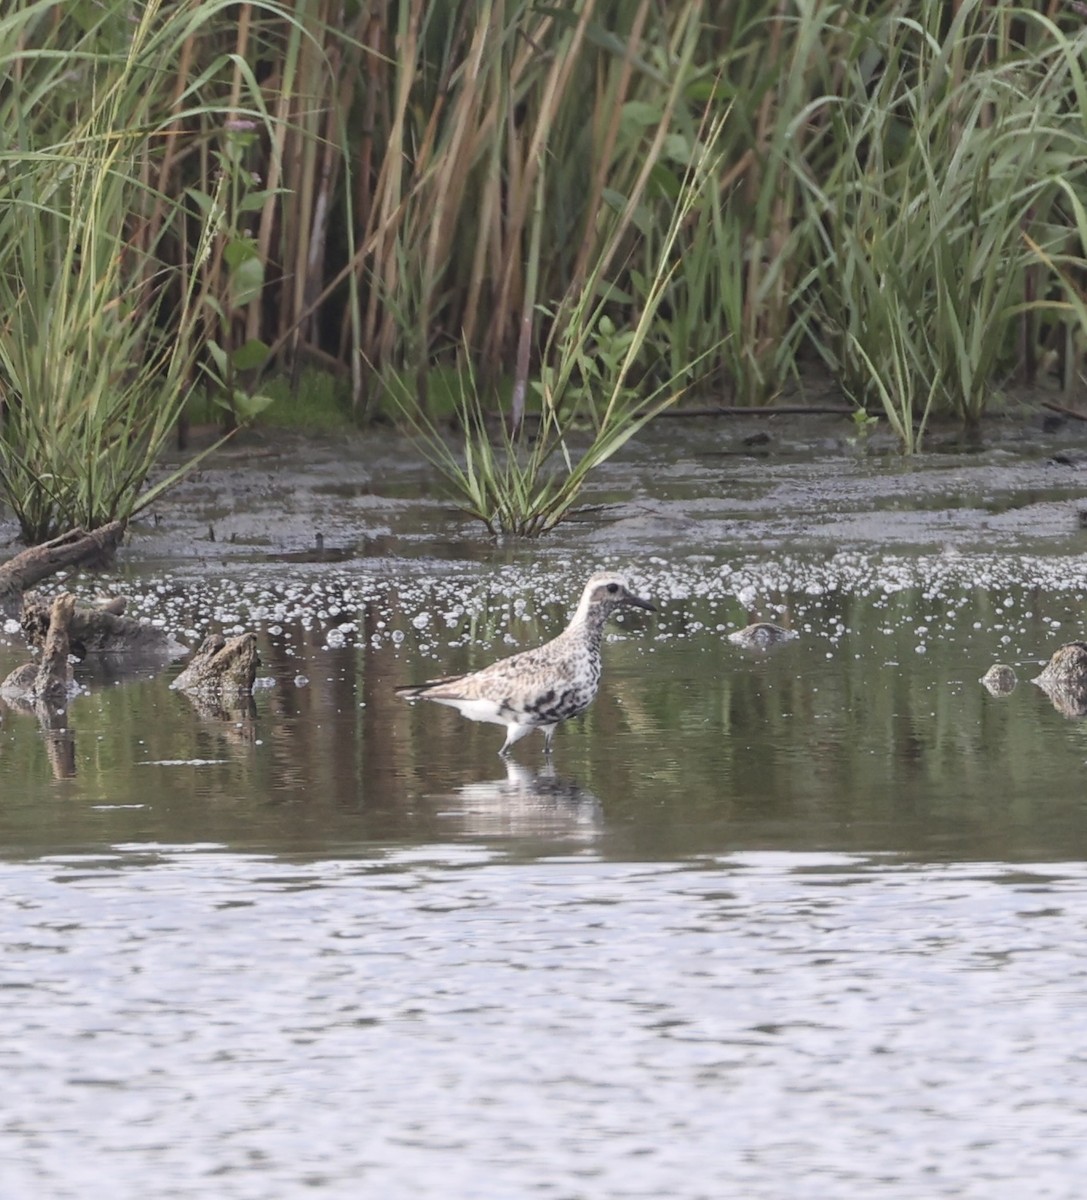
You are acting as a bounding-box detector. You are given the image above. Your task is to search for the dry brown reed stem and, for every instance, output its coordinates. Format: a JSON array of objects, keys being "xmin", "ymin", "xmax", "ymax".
[
  {"xmin": 570, "ymin": 0, "xmax": 651, "ymax": 294},
  {"xmin": 477, "ymin": 4, "xmax": 595, "ymax": 374},
  {"xmin": 459, "ymin": 65, "xmax": 500, "ymax": 357},
  {"xmin": 416, "ymin": 6, "xmax": 493, "ymax": 401},
  {"xmin": 495, "ymin": 2, "xmax": 596, "ymax": 327},
  {"xmin": 362, "ymin": 0, "xmax": 421, "ymax": 368},
  {"xmin": 228, "ymin": 3, "xmax": 252, "ymax": 115},
  {"xmin": 249, "ymin": 20, "xmax": 297, "ymax": 350},
  {"xmin": 290, "ymin": 11, "xmax": 324, "ymax": 357},
  {"xmin": 326, "ymin": 19, "xmax": 367, "ymax": 383},
  {"xmin": 147, "ymin": 33, "xmax": 194, "ymax": 265},
  {"xmin": 572, "ymin": 1, "xmax": 703, "ymax": 306}
]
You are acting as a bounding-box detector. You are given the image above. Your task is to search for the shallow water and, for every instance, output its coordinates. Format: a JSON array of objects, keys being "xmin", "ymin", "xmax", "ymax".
[
  {"xmin": 4, "ymin": 423, "xmax": 1087, "ymax": 1196},
  {"xmin": 4, "ymin": 556, "xmax": 1087, "ymax": 861}
]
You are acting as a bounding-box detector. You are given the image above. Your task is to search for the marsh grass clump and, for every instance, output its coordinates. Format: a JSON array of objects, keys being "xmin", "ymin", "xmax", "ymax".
[
  {"xmin": 795, "ymin": 4, "xmax": 1087, "ymax": 449},
  {"xmin": 4, "ymin": 0, "xmax": 1087, "ymax": 515},
  {"xmin": 393, "ymin": 73, "xmax": 728, "ymax": 537},
  {"xmin": 0, "ymin": 0, "xmax": 290, "ymax": 541},
  {"xmin": 0, "ymin": 125, "xmax": 209, "ymax": 541}
]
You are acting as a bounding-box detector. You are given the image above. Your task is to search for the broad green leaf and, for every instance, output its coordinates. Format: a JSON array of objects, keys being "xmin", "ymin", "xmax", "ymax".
[{"xmin": 231, "ymin": 337, "xmax": 270, "ymax": 371}]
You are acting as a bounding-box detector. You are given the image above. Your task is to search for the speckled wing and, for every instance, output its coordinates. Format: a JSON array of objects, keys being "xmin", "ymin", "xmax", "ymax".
[{"xmin": 397, "ymin": 640, "xmax": 577, "ymax": 702}]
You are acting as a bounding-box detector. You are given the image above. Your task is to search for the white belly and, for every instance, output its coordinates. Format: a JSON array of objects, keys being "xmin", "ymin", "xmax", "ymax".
[{"xmin": 432, "ymin": 696, "xmax": 527, "ymax": 727}]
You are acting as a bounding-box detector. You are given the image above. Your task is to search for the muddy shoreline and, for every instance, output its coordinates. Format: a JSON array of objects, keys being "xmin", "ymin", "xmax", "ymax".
[
  {"xmin": 57, "ymin": 414, "xmax": 1087, "ymax": 567},
  {"xmin": 2, "ymin": 412, "xmax": 1086, "ymax": 606}
]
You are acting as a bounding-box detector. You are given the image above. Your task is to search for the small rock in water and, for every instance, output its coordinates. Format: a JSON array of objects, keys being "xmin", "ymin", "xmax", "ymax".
[
  {"xmin": 980, "ymin": 664, "xmax": 1017, "ymax": 695},
  {"xmin": 728, "ymin": 622, "xmax": 797, "ymax": 649}
]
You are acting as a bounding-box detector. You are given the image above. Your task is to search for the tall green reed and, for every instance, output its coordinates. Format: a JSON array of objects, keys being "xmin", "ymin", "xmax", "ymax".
[
  {"xmin": 0, "ymin": 0, "xmax": 297, "ymax": 541},
  {"xmin": 1016, "ymin": 11, "xmax": 1087, "ymax": 395},
  {"xmin": 795, "ymin": 3, "xmax": 1084, "ymax": 448}
]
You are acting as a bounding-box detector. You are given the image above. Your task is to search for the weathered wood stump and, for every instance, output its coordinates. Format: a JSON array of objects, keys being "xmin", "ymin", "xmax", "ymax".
[
  {"xmin": 1032, "ymin": 643, "xmax": 1087, "ymax": 717},
  {"xmin": 0, "ymin": 521, "xmax": 125, "ymax": 617},
  {"xmin": 1, "ymin": 593, "xmax": 81, "ymax": 777},
  {"xmin": 171, "ymin": 632, "xmax": 259, "ymax": 695},
  {"xmin": 20, "ymin": 591, "xmax": 182, "ymax": 660},
  {"xmin": 35, "ymin": 593, "xmax": 77, "ymax": 707},
  {"xmin": 0, "ymin": 592, "xmax": 76, "ymax": 705}
]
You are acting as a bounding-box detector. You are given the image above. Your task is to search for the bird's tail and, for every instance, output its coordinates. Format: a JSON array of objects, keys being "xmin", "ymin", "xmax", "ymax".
[{"xmin": 394, "ymin": 676, "xmax": 461, "ymax": 700}]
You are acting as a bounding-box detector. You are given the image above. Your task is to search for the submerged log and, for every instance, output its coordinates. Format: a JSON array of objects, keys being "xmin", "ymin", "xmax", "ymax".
[
  {"xmin": 660, "ymin": 403, "xmax": 854, "ymax": 419},
  {"xmin": 0, "ymin": 521, "xmax": 126, "ymax": 617},
  {"xmin": 20, "ymin": 591, "xmax": 182, "ymax": 660},
  {"xmin": 1039, "ymin": 399, "xmax": 1087, "ymax": 425},
  {"xmin": 171, "ymin": 632, "xmax": 259, "ymax": 695}
]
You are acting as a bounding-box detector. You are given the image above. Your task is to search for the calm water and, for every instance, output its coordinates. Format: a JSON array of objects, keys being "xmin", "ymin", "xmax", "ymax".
[{"xmin": 4, "ymin": 550, "xmax": 1087, "ymax": 1197}]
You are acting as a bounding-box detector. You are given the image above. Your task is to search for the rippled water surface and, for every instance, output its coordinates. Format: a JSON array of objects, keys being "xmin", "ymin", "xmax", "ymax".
[
  {"xmin": 5, "ymin": 850, "xmax": 1087, "ymax": 1199},
  {"xmin": 4, "ymin": 425, "xmax": 1087, "ymax": 1196}
]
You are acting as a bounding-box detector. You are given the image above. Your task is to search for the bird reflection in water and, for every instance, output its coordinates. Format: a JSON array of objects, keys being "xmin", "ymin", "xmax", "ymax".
[{"xmin": 442, "ymin": 760, "xmax": 603, "ymax": 840}]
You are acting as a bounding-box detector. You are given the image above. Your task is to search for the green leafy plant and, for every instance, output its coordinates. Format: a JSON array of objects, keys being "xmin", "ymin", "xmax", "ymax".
[
  {"xmin": 847, "ymin": 405, "xmax": 880, "ymax": 449},
  {"xmin": 1018, "ymin": 10, "xmax": 1087, "ymax": 394},
  {"xmin": 188, "ymin": 130, "xmax": 279, "ymax": 426}
]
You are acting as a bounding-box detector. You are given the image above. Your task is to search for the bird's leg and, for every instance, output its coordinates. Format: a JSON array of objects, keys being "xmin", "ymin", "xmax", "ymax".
[
  {"xmin": 499, "ymin": 722, "xmax": 534, "ymax": 756},
  {"xmin": 541, "ymin": 725, "xmax": 556, "ymax": 755}
]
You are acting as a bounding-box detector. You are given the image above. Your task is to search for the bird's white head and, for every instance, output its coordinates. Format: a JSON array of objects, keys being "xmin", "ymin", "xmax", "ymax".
[{"xmin": 573, "ymin": 571, "xmax": 656, "ymax": 626}]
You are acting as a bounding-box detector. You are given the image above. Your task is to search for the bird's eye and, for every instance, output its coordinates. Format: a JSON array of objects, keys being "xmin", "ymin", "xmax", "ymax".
[{"xmin": 606, "ymin": 583, "xmax": 619, "ymax": 594}]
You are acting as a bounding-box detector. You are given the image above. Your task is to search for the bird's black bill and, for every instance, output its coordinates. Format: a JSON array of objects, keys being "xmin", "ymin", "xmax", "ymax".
[{"xmin": 626, "ymin": 594, "xmax": 656, "ymax": 613}]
